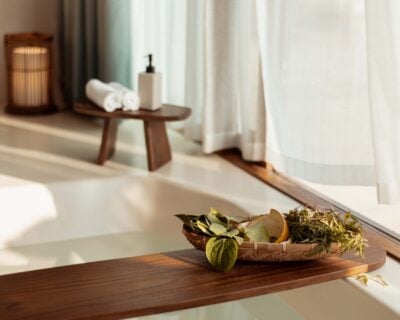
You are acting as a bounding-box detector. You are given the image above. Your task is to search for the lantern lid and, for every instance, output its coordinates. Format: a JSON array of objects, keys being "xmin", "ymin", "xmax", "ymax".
[{"xmin": 5, "ymin": 32, "xmax": 53, "ymax": 45}]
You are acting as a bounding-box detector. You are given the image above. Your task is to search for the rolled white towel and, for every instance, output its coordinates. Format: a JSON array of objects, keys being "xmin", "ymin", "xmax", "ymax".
[
  {"xmin": 109, "ymin": 82, "xmax": 140, "ymax": 111},
  {"xmin": 85, "ymin": 79, "xmax": 122, "ymax": 112}
]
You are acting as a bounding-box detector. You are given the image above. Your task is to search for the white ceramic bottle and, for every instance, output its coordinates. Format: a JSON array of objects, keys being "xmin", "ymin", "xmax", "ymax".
[{"xmin": 138, "ymin": 54, "xmax": 162, "ymax": 111}]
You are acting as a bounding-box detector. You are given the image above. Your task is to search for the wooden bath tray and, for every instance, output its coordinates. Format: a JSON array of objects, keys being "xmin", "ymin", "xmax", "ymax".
[{"xmin": 0, "ymin": 243, "xmax": 385, "ymax": 320}]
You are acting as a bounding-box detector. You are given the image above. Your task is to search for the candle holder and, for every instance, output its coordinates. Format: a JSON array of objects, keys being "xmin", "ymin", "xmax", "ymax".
[{"xmin": 4, "ymin": 32, "xmax": 56, "ymax": 114}]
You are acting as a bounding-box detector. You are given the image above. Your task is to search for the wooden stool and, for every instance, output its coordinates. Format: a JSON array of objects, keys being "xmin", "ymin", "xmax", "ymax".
[{"xmin": 73, "ymin": 102, "xmax": 191, "ymax": 171}]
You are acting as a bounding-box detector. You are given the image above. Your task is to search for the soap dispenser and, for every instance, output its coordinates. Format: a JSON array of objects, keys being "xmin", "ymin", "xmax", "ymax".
[{"xmin": 138, "ymin": 54, "xmax": 162, "ymax": 111}]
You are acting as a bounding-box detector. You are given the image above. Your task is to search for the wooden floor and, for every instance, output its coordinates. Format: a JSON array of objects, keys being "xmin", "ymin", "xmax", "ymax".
[{"xmin": 0, "ymin": 244, "xmax": 385, "ymax": 320}]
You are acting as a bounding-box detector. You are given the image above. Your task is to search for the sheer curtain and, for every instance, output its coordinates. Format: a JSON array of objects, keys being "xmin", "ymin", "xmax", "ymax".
[
  {"xmin": 129, "ymin": 0, "xmax": 400, "ymax": 203},
  {"xmin": 130, "ymin": 0, "xmax": 266, "ymax": 161},
  {"xmin": 201, "ymin": 0, "xmax": 266, "ymax": 160},
  {"xmin": 257, "ymin": 0, "xmax": 375, "ymax": 185},
  {"xmin": 365, "ymin": 0, "xmax": 400, "ymax": 204},
  {"xmin": 255, "ymin": 0, "xmax": 400, "ymax": 204}
]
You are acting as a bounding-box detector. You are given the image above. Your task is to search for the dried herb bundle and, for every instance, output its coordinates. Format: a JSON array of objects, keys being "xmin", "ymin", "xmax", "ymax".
[{"xmin": 285, "ymin": 208, "xmax": 367, "ymax": 257}]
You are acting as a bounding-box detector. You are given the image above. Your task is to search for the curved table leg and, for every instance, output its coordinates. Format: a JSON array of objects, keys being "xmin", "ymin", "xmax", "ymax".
[
  {"xmin": 97, "ymin": 118, "xmax": 118, "ymax": 165},
  {"xmin": 143, "ymin": 120, "xmax": 171, "ymax": 171}
]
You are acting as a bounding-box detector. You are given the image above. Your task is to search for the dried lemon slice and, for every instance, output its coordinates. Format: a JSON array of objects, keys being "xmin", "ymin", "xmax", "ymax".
[
  {"xmin": 248, "ymin": 209, "xmax": 289, "ymax": 243},
  {"xmin": 266, "ymin": 209, "xmax": 289, "ymax": 243}
]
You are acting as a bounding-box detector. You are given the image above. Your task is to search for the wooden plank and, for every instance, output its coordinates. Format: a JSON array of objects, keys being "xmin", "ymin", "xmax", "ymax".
[
  {"xmin": 217, "ymin": 149, "xmax": 400, "ymax": 260},
  {"xmin": 0, "ymin": 244, "xmax": 385, "ymax": 320},
  {"xmin": 74, "ymin": 102, "xmax": 191, "ymax": 122}
]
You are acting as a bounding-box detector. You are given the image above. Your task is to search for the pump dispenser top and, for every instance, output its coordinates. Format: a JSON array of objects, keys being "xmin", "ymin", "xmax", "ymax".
[{"xmin": 145, "ymin": 54, "xmax": 155, "ymax": 73}]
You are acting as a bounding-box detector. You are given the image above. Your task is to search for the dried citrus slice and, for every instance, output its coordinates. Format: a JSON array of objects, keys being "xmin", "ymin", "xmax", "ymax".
[
  {"xmin": 247, "ymin": 209, "xmax": 289, "ymax": 243},
  {"xmin": 267, "ymin": 209, "xmax": 289, "ymax": 243}
]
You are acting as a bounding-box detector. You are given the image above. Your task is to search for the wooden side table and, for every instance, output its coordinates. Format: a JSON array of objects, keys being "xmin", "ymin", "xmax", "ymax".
[{"xmin": 73, "ymin": 102, "xmax": 191, "ymax": 171}]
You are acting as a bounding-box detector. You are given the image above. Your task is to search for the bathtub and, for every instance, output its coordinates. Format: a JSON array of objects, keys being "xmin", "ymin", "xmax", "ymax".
[
  {"xmin": 0, "ymin": 114, "xmax": 398, "ymax": 320},
  {"xmin": 0, "ymin": 172, "xmax": 399, "ymax": 320}
]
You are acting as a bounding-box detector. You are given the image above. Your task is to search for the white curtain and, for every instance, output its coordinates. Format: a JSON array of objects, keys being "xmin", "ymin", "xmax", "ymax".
[
  {"xmin": 255, "ymin": 0, "xmax": 400, "ymax": 203},
  {"xmin": 256, "ymin": 0, "xmax": 376, "ymax": 185},
  {"xmin": 365, "ymin": 0, "xmax": 400, "ymax": 204},
  {"xmin": 130, "ymin": 0, "xmax": 266, "ymax": 161},
  {"xmin": 130, "ymin": 0, "xmax": 400, "ymax": 203},
  {"xmin": 200, "ymin": 0, "xmax": 266, "ymax": 160}
]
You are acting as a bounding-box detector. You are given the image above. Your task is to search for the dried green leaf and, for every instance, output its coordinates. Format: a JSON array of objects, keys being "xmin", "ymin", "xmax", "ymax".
[
  {"xmin": 209, "ymin": 223, "xmax": 228, "ymax": 235},
  {"xmin": 234, "ymin": 235, "xmax": 244, "ymax": 245},
  {"xmin": 175, "ymin": 214, "xmax": 200, "ymax": 233},
  {"xmin": 175, "ymin": 214, "xmax": 197, "ymax": 226},
  {"xmin": 224, "ymin": 229, "xmax": 240, "ymax": 238},
  {"xmin": 208, "ymin": 207, "xmax": 229, "ymax": 225},
  {"xmin": 244, "ymin": 223, "xmax": 270, "ymax": 242},
  {"xmin": 199, "ymin": 214, "xmax": 211, "ymax": 227},
  {"xmin": 195, "ymin": 221, "xmax": 213, "ymax": 236},
  {"xmin": 206, "ymin": 213, "xmax": 223, "ymax": 226}
]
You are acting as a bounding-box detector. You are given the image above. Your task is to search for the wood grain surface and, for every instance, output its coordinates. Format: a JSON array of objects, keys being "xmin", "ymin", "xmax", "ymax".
[
  {"xmin": 0, "ymin": 243, "xmax": 385, "ymax": 320},
  {"xmin": 74, "ymin": 102, "xmax": 191, "ymax": 122}
]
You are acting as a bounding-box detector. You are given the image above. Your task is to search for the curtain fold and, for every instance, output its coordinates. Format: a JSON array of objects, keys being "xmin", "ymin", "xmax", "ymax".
[
  {"xmin": 365, "ymin": 0, "xmax": 400, "ymax": 204},
  {"xmin": 183, "ymin": 0, "xmax": 205, "ymax": 142},
  {"xmin": 201, "ymin": 0, "xmax": 266, "ymax": 161},
  {"xmin": 59, "ymin": 0, "xmax": 131, "ymax": 104}
]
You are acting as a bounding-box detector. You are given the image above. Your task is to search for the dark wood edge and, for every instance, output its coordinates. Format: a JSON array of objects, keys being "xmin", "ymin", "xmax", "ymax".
[
  {"xmin": 5, "ymin": 32, "xmax": 53, "ymax": 44},
  {"xmin": 74, "ymin": 102, "xmax": 191, "ymax": 122},
  {"xmin": 217, "ymin": 149, "xmax": 400, "ymax": 261},
  {"xmin": 6, "ymin": 104, "xmax": 57, "ymax": 115}
]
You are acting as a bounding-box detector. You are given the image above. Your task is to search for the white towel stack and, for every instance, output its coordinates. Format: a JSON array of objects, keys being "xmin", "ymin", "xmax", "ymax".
[
  {"xmin": 85, "ymin": 79, "xmax": 122, "ymax": 112},
  {"xmin": 109, "ymin": 82, "xmax": 140, "ymax": 111},
  {"xmin": 85, "ymin": 79, "xmax": 140, "ymax": 112}
]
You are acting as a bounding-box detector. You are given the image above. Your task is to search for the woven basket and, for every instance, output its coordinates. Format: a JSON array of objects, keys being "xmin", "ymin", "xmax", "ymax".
[{"xmin": 182, "ymin": 226, "xmax": 341, "ymax": 262}]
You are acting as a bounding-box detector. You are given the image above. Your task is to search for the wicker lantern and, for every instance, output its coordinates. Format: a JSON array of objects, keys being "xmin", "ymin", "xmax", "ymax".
[{"xmin": 4, "ymin": 32, "xmax": 55, "ymax": 114}]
